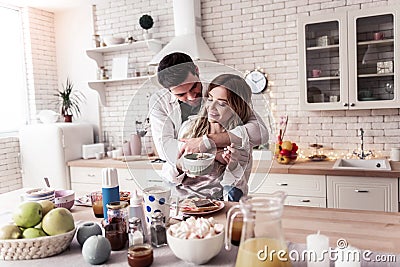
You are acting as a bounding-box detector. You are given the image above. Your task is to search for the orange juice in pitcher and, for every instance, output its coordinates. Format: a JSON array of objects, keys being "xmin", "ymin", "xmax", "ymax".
[{"xmin": 225, "ymin": 192, "xmax": 291, "ymax": 267}]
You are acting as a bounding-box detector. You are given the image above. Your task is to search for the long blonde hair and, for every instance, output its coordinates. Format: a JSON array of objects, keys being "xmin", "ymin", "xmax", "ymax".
[{"xmin": 182, "ymin": 74, "xmax": 253, "ymax": 139}]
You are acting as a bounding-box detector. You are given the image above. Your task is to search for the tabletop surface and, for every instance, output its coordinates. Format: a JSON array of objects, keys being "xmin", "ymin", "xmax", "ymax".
[{"xmin": 1, "ymin": 189, "xmax": 400, "ymax": 266}]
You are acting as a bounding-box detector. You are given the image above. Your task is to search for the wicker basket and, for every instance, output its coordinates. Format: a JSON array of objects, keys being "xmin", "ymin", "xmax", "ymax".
[{"xmin": 0, "ymin": 228, "xmax": 76, "ymax": 260}]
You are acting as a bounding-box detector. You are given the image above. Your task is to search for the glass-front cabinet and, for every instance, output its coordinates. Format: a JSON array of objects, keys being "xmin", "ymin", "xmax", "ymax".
[{"xmin": 299, "ymin": 6, "xmax": 399, "ymax": 110}]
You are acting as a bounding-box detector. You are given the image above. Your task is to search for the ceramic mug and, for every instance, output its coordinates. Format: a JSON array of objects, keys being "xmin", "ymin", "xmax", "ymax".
[
  {"xmin": 312, "ymin": 69, "xmax": 322, "ymax": 78},
  {"xmin": 373, "ymin": 32, "xmax": 384, "ymax": 40},
  {"xmin": 143, "ymin": 186, "xmax": 172, "ymax": 225}
]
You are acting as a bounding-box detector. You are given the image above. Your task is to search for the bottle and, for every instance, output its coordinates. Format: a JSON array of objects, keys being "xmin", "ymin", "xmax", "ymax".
[
  {"xmin": 129, "ymin": 190, "xmax": 147, "ymax": 241},
  {"xmin": 150, "ymin": 211, "xmax": 167, "ymax": 247},
  {"xmin": 102, "ymin": 168, "xmax": 120, "ymax": 221},
  {"xmin": 128, "ymin": 217, "xmax": 144, "ymax": 246}
]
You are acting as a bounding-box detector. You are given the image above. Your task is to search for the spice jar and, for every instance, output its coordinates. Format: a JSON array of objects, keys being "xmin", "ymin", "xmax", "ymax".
[
  {"xmin": 127, "ymin": 243, "xmax": 153, "ymax": 267},
  {"xmin": 105, "ymin": 201, "xmax": 129, "ymax": 251},
  {"xmin": 150, "ymin": 211, "xmax": 167, "ymax": 247},
  {"xmin": 129, "ymin": 217, "xmax": 145, "ymax": 246}
]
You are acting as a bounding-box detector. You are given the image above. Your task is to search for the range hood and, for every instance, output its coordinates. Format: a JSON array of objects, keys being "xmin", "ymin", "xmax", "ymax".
[{"xmin": 149, "ymin": 0, "xmax": 217, "ymax": 65}]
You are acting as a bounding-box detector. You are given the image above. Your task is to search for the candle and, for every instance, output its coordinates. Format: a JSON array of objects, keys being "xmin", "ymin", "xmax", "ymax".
[
  {"xmin": 335, "ymin": 245, "xmax": 361, "ymax": 267},
  {"xmin": 306, "ymin": 231, "xmax": 330, "ymax": 267}
]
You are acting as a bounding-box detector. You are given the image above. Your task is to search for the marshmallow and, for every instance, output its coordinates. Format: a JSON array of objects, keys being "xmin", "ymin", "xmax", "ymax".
[{"xmin": 169, "ymin": 216, "xmax": 224, "ymax": 240}]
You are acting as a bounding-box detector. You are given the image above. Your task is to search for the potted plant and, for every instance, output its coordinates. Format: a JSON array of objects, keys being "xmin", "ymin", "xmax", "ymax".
[
  {"xmin": 55, "ymin": 78, "xmax": 85, "ymax": 122},
  {"xmin": 139, "ymin": 14, "xmax": 154, "ymax": 40}
]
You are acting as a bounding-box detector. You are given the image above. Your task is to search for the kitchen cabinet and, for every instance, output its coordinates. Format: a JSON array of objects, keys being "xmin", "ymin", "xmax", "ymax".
[
  {"xmin": 298, "ymin": 6, "xmax": 399, "ymax": 110},
  {"xmin": 327, "ymin": 175, "xmax": 398, "ymax": 212},
  {"xmin": 250, "ymin": 173, "xmax": 326, "ymax": 208},
  {"xmin": 70, "ymin": 166, "xmax": 163, "ymax": 195},
  {"xmin": 86, "ymin": 39, "xmax": 163, "ymax": 106}
]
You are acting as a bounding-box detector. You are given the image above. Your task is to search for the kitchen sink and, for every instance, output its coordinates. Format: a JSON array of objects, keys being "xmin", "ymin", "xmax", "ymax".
[{"xmin": 332, "ymin": 158, "xmax": 392, "ymax": 171}]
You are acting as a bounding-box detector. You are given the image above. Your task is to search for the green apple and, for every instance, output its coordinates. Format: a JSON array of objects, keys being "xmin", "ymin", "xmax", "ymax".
[
  {"xmin": 12, "ymin": 202, "xmax": 43, "ymax": 228},
  {"xmin": 42, "ymin": 208, "xmax": 75, "ymax": 236},
  {"xmin": 0, "ymin": 224, "xmax": 22, "ymax": 240},
  {"xmin": 38, "ymin": 200, "xmax": 55, "ymax": 216},
  {"xmin": 22, "ymin": 228, "xmax": 47, "ymax": 239}
]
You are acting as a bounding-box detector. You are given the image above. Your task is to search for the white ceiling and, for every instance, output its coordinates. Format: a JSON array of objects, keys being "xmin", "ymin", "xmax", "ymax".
[{"xmin": 1, "ymin": 0, "xmax": 96, "ymax": 12}]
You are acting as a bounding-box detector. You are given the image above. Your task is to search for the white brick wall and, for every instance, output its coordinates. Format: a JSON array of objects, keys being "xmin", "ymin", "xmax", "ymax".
[
  {"xmin": 0, "ymin": 138, "xmax": 22, "ymax": 193},
  {"xmin": 89, "ymin": 0, "xmax": 395, "ymax": 157}
]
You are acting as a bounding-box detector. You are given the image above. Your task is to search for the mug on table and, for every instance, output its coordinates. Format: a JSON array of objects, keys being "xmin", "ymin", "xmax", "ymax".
[{"xmin": 143, "ymin": 186, "xmax": 172, "ymax": 225}]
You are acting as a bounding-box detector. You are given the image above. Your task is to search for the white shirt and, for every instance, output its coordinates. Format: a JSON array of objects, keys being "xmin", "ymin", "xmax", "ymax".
[{"xmin": 149, "ymin": 88, "xmax": 267, "ymax": 190}]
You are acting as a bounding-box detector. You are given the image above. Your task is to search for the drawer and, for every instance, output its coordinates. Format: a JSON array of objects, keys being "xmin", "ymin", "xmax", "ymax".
[
  {"xmin": 285, "ymin": 196, "xmax": 326, "ymax": 208},
  {"xmin": 253, "ymin": 173, "xmax": 326, "ymax": 197},
  {"xmin": 70, "ymin": 167, "xmax": 102, "ymax": 184}
]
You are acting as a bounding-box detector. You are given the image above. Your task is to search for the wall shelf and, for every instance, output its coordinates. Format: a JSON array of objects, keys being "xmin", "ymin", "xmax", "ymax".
[{"xmin": 86, "ymin": 39, "xmax": 163, "ymax": 106}]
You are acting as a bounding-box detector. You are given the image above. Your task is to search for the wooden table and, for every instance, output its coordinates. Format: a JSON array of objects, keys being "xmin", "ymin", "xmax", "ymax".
[{"xmin": 1, "ymin": 189, "xmax": 400, "ymax": 266}]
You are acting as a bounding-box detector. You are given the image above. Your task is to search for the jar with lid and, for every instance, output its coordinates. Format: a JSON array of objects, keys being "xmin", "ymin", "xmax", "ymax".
[
  {"xmin": 129, "ymin": 217, "xmax": 145, "ymax": 246},
  {"xmin": 150, "ymin": 211, "xmax": 167, "ymax": 247},
  {"xmin": 127, "ymin": 243, "xmax": 153, "ymax": 267},
  {"xmin": 105, "ymin": 201, "xmax": 129, "ymax": 251}
]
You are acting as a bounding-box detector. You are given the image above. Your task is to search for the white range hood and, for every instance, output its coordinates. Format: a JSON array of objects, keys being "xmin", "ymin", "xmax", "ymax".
[{"xmin": 149, "ymin": 0, "xmax": 217, "ymax": 65}]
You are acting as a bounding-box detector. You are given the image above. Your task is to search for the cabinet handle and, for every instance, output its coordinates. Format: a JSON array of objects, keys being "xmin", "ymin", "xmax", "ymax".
[
  {"xmin": 354, "ymin": 189, "xmax": 369, "ymax": 193},
  {"xmin": 300, "ymin": 199, "xmax": 311, "ymax": 203},
  {"xmin": 350, "ymin": 103, "xmax": 355, "ymax": 107},
  {"xmin": 276, "ymin": 183, "xmax": 288, "ymax": 186},
  {"xmin": 87, "ymin": 174, "xmax": 95, "ymax": 177},
  {"xmin": 343, "ymin": 103, "xmax": 348, "ymax": 107}
]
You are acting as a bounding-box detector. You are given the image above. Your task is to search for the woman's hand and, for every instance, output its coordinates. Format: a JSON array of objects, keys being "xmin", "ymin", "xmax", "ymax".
[{"xmin": 222, "ymin": 143, "xmax": 249, "ymax": 171}]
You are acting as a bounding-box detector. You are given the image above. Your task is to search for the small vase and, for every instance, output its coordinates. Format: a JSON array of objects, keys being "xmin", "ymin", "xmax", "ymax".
[
  {"xmin": 130, "ymin": 134, "xmax": 142, "ymax": 155},
  {"xmin": 64, "ymin": 114, "xmax": 73, "ymax": 122}
]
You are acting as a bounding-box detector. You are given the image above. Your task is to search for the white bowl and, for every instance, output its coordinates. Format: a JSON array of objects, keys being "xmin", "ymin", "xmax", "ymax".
[
  {"xmin": 167, "ymin": 228, "xmax": 224, "ymax": 265},
  {"xmin": 182, "ymin": 153, "xmax": 215, "ymax": 176},
  {"xmin": 38, "ymin": 110, "xmax": 59, "ymax": 124},
  {"xmin": 103, "ymin": 36, "xmax": 125, "ymax": 46},
  {"xmin": 54, "ymin": 190, "xmax": 75, "ymax": 210},
  {"xmin": 23, "ymin": 188, "xmax": 55, "ymax": 202}
]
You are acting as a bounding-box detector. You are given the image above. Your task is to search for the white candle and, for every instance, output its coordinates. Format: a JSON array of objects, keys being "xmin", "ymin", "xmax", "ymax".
[
  {"xmin": 335, "ymin": 245, "xmax": 361, "ymax": 267},
  {"xmin": 306, "ymin": 231, "xmax": 330, "ymax": 267}
]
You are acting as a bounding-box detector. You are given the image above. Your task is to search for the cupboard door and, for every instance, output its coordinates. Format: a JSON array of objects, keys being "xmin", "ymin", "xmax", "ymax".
[
  {"xmin": 327, "ymin": 176, "xmax": 398, "ymax": 212},
  {"xmin": 299, "ymin": 12, "xmax": 348, "ymax": 110},
  {"xmin": 348, "ymin": 6, "xmax": 399, "ymax": 109}
]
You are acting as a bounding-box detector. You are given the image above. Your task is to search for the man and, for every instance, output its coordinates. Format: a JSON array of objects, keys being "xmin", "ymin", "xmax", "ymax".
[{"xmin": 149, "ymin": 52, "xmax": 268, "ymax": 200}]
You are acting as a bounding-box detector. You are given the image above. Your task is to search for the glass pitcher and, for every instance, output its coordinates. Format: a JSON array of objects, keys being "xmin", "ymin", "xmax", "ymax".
[{"xmin": 225, "ymin": 191, "xmax": 291, "ymax": 267}]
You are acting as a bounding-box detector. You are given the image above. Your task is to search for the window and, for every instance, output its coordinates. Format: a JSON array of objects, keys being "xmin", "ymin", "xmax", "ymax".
[{"xmin": 0, "ymin": 5, "xmax": 28, "ymax": 133}]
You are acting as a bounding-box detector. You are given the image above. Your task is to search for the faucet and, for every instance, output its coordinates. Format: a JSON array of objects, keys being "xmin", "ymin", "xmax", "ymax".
[{"xmin": 353, "ymin": 128, "xmax": 373, "ymax": 159}]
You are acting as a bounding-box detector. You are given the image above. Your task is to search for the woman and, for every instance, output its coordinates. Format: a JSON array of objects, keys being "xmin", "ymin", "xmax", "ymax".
[{"xmin": 174, "ymin": 74, "xmax": 254, "ymax": 201}]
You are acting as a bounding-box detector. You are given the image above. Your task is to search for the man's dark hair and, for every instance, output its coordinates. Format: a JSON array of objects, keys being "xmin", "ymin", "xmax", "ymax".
[{"xmin": 157, "ymin": 52, "xmax": 197, "ymax": 89}]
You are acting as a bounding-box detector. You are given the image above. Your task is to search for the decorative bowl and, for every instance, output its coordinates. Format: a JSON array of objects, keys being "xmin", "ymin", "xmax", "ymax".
[
  {"xmin": 103, "ymin": 36, "xmax": 125, "ymax": 46},
  {"xmin": 0, "ymin": 228, "xmax": 76, "ymax": 260},
  {"xmin": 54, "ymin": 190, "xmax": 75, "ymax": 210},
  {"xmin": 37, "ymin": 110, "xmax": 59, "ymax": 124},
  {"xmin": 166, "ymin": 227, "xmax": 224, "ymax": 265},
  {"xmin": 182, "ymin": 153, "xmax": 215, "ymax": 177}
]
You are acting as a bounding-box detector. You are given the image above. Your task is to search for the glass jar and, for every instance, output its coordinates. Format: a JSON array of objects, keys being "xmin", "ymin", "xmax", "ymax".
[
  {"xmin": 127, "ymin": 243, "xmax": 153, "ymax": 267},
  {"xmin": 105, "ymin": 201, "xmax": 129, "ymax": 251},
  {"xmin": 150, "ymin": 211, "xmax": 167, "ymax": 247}
]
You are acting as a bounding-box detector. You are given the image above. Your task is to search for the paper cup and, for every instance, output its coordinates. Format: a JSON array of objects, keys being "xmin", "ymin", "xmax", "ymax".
[{"xmin": 143, "ymin": 186, "xmax": 171, "ymax": 225}]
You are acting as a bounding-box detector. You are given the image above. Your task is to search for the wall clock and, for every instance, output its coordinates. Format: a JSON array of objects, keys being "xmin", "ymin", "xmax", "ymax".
[{"xmin": 245, "ymin": 69, "xmax": 268, "ymax": 94}]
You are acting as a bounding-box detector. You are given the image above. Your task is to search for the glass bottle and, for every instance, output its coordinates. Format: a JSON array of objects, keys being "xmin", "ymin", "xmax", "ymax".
[
  {"xmin": 225, "ymin": 191, "xmax": 291, "ymax": 267},
  {"xmin": 150, "ymin": 211, "xmax": 167, "ymax": 247},
  {"xmin": 105, "ymin": 201, "xmax": 129, "ymax": 251},
  {"xmin": 128, "ymin": 217, "xmax": 145, "ymax": 246}
]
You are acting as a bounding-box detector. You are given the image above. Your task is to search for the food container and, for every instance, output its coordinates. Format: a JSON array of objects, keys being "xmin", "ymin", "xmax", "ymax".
[
  {"xmin": 0, "ymin": 228, "xmax": 76, "ymax": 260},
  {"xmin": 54, "ymin": 189, "xmax": 75, "ymax": 210},
  {"xmin": 182, "ymin": 153, "xmax": 215, "ymax": 177}
]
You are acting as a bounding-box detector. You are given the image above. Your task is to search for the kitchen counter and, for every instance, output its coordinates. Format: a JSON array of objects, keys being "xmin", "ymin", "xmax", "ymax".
[
  {"xmin": 68, "ymin": 157, "xmax": 400, "ymax": 178},
  {"xmin": 0, "ymin": 189, "xmax": 400, "ymax": 266}
]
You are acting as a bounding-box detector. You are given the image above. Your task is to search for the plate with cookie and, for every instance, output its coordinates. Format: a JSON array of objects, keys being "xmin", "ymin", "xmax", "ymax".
[{"xmin": 179, "ymin": 198, "xmax": 225, "ymax": 216}]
